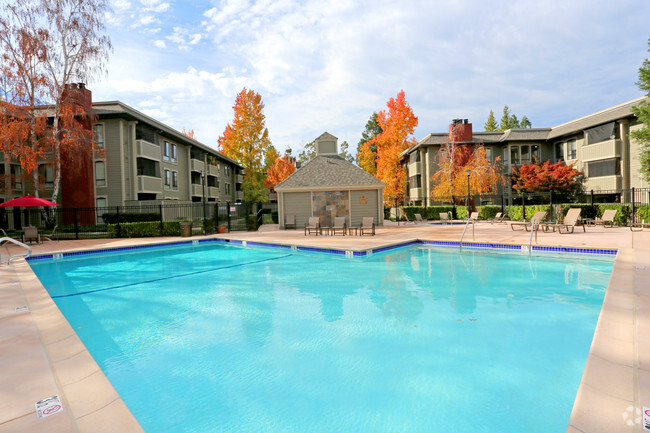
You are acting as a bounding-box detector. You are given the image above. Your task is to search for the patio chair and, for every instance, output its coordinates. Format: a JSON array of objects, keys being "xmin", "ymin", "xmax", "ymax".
[
  {"xmin": 541, "ymin": 208, "xmax": 585, "ymax": 234},
  {"xmin": 467, "ymin": 211, "xmax": 479, "ymax": 222},
  {"xmin": 414, "ymin": 213, "xmax": 427, "ymax": 223},
  {"xmin": 22, "ymin": 226, "xmax": 40, "ymax": 244},
  {"xmin": 630, "ymin": 219, "xmax": 650, "ymax": 232},
  {"xmin": 510, "ymin": 211, "xmax": 547, "ymax": 232},
  {"xmin": 439, "ymin": 212, "xmax": 451, "ymax": 225},
  {"xmin": 487, "ymin": 212, "xmax": 504, "ymax": 224},
  {"xmin": 593, "ymin": 209, "xmax": 617, "ymax": 228},
  {"xmin": 284, "ymin": 215, "xmax": 296, "ymax": 229},
  {"xmin": 331, "ymin": 217, "xmax": 347, "ymax": 235},
  {"xmin": 360, "ymin": 217, "xmax": 375, "ymax": 236},
  {"xmin": 41, "ymin": 225, "xmax": 58, "ymax": 242},
  {"xmin": 304, "ymin": 217, "xmax": 321, "ymax": 235}
]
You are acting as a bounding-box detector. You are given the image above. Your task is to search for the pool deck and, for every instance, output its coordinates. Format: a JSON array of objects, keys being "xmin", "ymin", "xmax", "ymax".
[{"xmin": 1, "ymin": 221, "xmax": 649, "ymax": 433}]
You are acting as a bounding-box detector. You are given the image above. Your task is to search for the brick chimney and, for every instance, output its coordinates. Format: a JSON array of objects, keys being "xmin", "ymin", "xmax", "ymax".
[
  {"xmin": 449, "ymin": 118, "xmax": 472, "ymax": 143},
  {"xmin": 62, "ymin": 83, "xmax": 92, "ymax": 108}
]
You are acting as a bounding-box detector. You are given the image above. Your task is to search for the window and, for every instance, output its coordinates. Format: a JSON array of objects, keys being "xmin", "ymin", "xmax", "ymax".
[
  {"xmin": 95, "ymin": 124, "xmax": 104, "ymax": 148},
  {"xmin": 11, "ymin": 165, "xmax": 22, "ymax": 189},
  {"xmin": 555, "ymin": 142, "xmax": 564, "ymax": 161},
  {"xmin": 137, "ymin": 158, "xmax": 159, "ymax": 177},
  {"xmin": 225, "ymin": 183, "xmax": 231, "ymax": 195},
  {"xmin": 224, "ymin": 165, "xmax": 230, "ymax": 177},
  {"xmin": 485, "ymin": 147, "xmax": 493, "ymax": 162},
  {"xmin": 521, "ymin": 146, "xmax": 530, "ymax": 163},
  {"xmin": 409, "ymin": 175, "xmax": 422, "ymax": 188},
  {"xmin": 587, "ymin": 158, "xmax": 620, "ymax": 178},
  {"xmin": 95, "ymin": 161, "xmax": 106, "ymax": 186},
  {"xmin": 164, "ymin": 169, "xmax": 171, "ymax": 189},
  {"xmin": 531, "ymin": 145, "xmax": 540, "ymax": 162},
  {"xmin": 567, "ymin": 139, "xmax": 577, "ymax": 160},
  {"xmin": 172, "ymin": 171, "xmax": 178, "ymax": 189},
  {"xmin": 409, "ymin": 152, "xmax": 420, "ymax": 164},
  {"xmin": 96, "ymin": 197, "xmax": 107, "ymax": 224},
  {"xmin": 39, "ymin": 164, "xmax": 54, "ymax": 187},
  {"xmin": 510, "ymin": 147, "xmax": 520, "ymax": 165},
  {"xmin": 171, "ymin": 144, "xmax": 177, "ymax": 162},
  {"xmin": 163, "ymin": 141, "xmax": 171, "ymax": 161}
]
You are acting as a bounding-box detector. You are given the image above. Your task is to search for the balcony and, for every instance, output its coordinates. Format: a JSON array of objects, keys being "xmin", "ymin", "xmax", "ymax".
[
  {"xmin": 584, "ymin": 175, "xmax": 621, "ymax": 191},
  {"xmin": 582, "ymin": 139, "xmax": 620, "ymax": 162},
  {"xmin": 191, "ymin": 158, "xmax": 205, "ymax": 173},
  {"xmin": 136, "ymin": 140, "xmax": 160, "ymax": 160},
  {"xmin": 209, "ymin": 186, "xmax": 219, "ymax": 197},
  {"xmin": 235, "ymin": 174, "xmax": 243, "ymax": 184},
  {"xmin": 236, "ymin": 191, "xmax": 244, "ymax": 201},
  {"xmin": 191, "ymin": 184, "xmax": 203, "ymax": 197},
  {"xmin": 408, "ymin": 161, "xmax": 421, "ymax": 176},
  {"xmin": 409, "ymin": 187, "xmax": 423, "ymax": 200},
  {"xmin": 208, "ymin": 164, "xmax": 219, "ymax": 177},
  {"xmin": 137, "ymin": 175, "xmax": 162, "ymax": 193}
]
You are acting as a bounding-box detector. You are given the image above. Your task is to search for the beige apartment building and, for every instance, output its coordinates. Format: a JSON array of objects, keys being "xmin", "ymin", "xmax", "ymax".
[{"xmin": 403, "ymin": 97, "xmax": 649, "ymax": 206}]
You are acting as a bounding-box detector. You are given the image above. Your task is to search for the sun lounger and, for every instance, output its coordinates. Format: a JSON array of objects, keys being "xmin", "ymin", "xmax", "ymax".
[
  {"xmin": 467, "ymin": 212, "xmax": 479, "ymax": 222},
  {"xmin": 541, "ymin": 208, "xmax": 585, "ymax": 234},
  {"xmin": 593, "ymin": 209, "xmax": 617, "ymax": 228},
  {"xmin": 304, "ymin": 217, "xmax": 321, "ymax": 235},
  {"xmin": 360, "ymin": 217, "xmax": 375, "ymax": 236},
  {"xmin": 510, "ymin": 211, "xmax": 547, "ymax": 231},
  {"xmin": 630, "ymin": 220, "xmax": 650, "ymax": 231},
  {"xmin": 414, "ymin": 213, "xmax": 427, "ymax": 223},
  {"xmin": 439, "ymin": 212, "xmax": 451, "ymax": 224},
  {"xmin": 284, "ymin": 215, "xmax": 296, "ymax": 229},
  {"xmin": 487, "ymin": 212, "xmax": 505, "ymax": 224}
]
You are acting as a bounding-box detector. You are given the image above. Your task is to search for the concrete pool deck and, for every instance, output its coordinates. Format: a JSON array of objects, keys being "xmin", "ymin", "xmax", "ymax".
[{"xmin": 0, "ymin": 221, "xmax": 648, "ymax": 432}]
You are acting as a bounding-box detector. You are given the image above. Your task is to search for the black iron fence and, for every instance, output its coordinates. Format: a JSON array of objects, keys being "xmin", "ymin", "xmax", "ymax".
[{"xmin": 0, "ymin": 201, "xmax": 277, "ymax": 240}]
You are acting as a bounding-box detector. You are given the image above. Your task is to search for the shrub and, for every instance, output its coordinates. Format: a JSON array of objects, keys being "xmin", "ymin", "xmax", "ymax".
[
  {"xmin": 246, "ymin": 214, "xmax": 258, "ymax": 231},
  {"xmin": 101, "ymin": 212, "xmax": 160, "ymax": 224},
  {"xmin": 202, "ymin": 218, "xmax": 215, "ymax": 234},
  {"xmin": 107, "ymin": 220, "xmax": 189, "ymax": 237}
]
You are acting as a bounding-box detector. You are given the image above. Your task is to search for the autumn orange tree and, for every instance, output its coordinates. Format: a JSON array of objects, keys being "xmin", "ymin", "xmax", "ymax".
[
  {"xmin": 218, "ymin": 88, "xmax": 273, "ymax": 202},
  {"xmin": 365, "ymin": 90, "xmax": 418, "ymax": 206},
  {"xmin": 181, "ymin": 128, "xmax": 195, "ymax": 139},
  {"xmin": 264, "ymin": 154, "xmax": 296, "ymax": 191},
  {"xmin": 430, "ymin": 124, "xmax": 504, "ymax": 202},
  {"xmin": 510, "ymin": 160, "xmax": 583, "ymax": 201}
]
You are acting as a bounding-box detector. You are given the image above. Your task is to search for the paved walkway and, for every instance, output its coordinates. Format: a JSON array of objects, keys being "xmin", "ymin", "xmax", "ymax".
[{"xmin": 1, "ymin": 222, "xmax": 649, "ymax": 432}]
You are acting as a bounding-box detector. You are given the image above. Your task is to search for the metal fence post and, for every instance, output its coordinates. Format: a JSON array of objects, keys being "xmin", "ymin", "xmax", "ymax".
[
  {"xmin": 632, "ymin": 187, "xmax": 636, "ymax": 223},
  {"xmin": 522, "ymin": 193, "xmax": 526, "ymax": 220},
  {"xmin": 590, "ymin": 189, "xmax": 594, "ymax": 208},
  {"xmin": 227, "ymin": 202, "xmax": 231, "ymax": 232},
  {"xmin": 159, "ymin": 204, "xmax": 164, "ymax": 236},
  {"xmin": 116, "ymin": 206, "xmax": 121, "ymax": 238},
  {"xmin": 74, "ymin": 208, "xmax": 79, "ymax": 240},
  {"xmin": 549, "ymin": 190, "xmax": 553, "ymax": 222}
]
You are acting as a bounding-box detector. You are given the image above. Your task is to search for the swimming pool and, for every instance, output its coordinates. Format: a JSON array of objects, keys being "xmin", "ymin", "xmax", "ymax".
[{"xmin": 30, "ymin": 243, "xmax": 613, "ymax": 432}]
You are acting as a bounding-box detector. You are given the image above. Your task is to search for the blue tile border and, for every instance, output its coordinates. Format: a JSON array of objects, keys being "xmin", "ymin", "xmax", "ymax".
[{"xmin": 26, "ymin": 236, "xmax": 618, "ymax": 263}]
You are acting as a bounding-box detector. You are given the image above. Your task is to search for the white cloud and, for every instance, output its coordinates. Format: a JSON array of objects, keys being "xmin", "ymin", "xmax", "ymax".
[
  {"xmin": 153, "ymin": 40, "xmax": 166, "ymax": 49},
  {"xmin": 113, "ymin": 0, "xmax": 131, "ymax": 11}
]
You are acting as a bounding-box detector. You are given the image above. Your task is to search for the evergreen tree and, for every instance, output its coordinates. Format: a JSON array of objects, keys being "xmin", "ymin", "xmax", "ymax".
[
  {"xmin": 632, "ymin": 39, "xmax": 650, "ymax": 182},
  {"xmin": 356, "ymin": 112, "xmax": 382, "ymax": 168},
  {"xmin": 484, "ymin": 109, "xmax": 498, "ymax": 131},
  {"xmin": 520, "ymin": 115, "xmax": 532, "ymax": 129}
]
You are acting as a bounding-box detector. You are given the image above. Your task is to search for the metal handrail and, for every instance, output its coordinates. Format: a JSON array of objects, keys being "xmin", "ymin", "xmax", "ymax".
[
  {"xmin": 459, "ymin": 216, "xmax": 475, "ymax": 251},
  {"xmin": 528, "ymin": 220, "xmax": 538, "ymax": 254},
  {"xmin": 0, "ymin": 237, "xmax": 32, "ymax": 264}
]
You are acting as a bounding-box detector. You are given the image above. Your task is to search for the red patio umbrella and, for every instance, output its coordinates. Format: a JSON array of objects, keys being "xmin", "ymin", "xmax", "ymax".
[{"xmin": 0, "ymin": 195, "xmax": 59, "ymax": 207}]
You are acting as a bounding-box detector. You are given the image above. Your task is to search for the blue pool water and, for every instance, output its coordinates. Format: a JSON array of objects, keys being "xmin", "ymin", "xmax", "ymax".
[{"xmin": 30, "ymin": 243, "xmax": 613, "ymax": 432}]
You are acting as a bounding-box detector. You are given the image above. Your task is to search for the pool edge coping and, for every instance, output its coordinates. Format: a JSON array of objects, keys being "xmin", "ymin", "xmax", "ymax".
[{"xmin": 4, "ymin": 235, "xmax": 641, "ymax": 433}]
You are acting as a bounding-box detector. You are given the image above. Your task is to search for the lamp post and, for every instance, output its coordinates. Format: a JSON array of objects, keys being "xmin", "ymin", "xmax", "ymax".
[
  {"xmin": 200, "ymin": 169, "xmax": 207, "ymax": 226},
  {"xmin": 465, "ymin": 169, "xmax": 471, "ymax": 216}
]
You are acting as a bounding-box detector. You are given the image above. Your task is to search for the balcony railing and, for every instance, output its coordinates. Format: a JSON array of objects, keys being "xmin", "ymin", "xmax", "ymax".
[
  {"xmin": 191, "ymin": 159, "xmax": 205, "ymax": 173},
  {"xmin": 409, "ymin": 187, "xmax": 423, "ymax": 200},
  {"xmin": 208, "ymin": 164, "xmax": 219, "ymax": 177},
  {"xmin": 137, "ymin": 175, "xmax": 162, "ymax": 193},
  {"xmin": 208, "ymin": 186, "xmax": 219, "ymax": 197},
  {"xmin": 407, "ymin": 161, "xmax": 421, "ymax": 176},
  {"xmin": 235, "ymin": 174, "xmax": 244, "ymax": 184},
  {"xmin": 191, "ymin": 183, "xmax": 203, "ymax": 197},
  {"xmin": 136, "ymin": 140, "xmax": 161, "ymax": 160},
  {"xmin": 582, "ymin": 139, "xmax": 620, "ymax": 162}
]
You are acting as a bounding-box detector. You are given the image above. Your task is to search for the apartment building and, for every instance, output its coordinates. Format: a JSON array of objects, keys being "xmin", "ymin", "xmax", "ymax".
[
  {"xmin": 92, "ymin": 100, "xmax": 243, "ymax": 209},
  {"xmin": 0, "ymin": 86, "xmax": 244, "ymax": 211},
  {"xmin": 403, "ymin": 97, "xmax": 649, "ymax": 206}
]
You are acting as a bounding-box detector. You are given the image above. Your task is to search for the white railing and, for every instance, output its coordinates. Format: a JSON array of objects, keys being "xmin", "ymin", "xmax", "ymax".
[
  {"xmin": 0, "ymin": 237, "xmax": 32, "ymax": 264},
  {"xmin": 528, "ymin": 220, "xmax": 538, "ymax": 254},
  {"xmin": 459, "ymin": 216, "xmax": 475, "ymax": 251}
]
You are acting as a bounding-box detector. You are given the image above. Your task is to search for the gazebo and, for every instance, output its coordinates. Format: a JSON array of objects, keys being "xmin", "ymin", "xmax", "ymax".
[{"xmin": 275, "ymin": 132, "xmax": 385, "ymax": 229}]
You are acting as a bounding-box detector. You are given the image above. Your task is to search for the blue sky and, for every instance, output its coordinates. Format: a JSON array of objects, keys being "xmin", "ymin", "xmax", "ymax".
[{"xmin": 91, "ymin": 0, "xmax": 650, "ymax": 155}]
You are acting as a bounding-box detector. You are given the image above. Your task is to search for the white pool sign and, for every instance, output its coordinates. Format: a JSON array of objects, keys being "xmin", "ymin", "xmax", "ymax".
[{"xmin": 35, "ymin": 395, "xmax": 63, "ymax": 419}]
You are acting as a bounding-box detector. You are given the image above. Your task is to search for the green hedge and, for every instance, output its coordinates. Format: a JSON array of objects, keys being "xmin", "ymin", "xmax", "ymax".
[
  {"xmin": 107, "ymin": 220, "xmax": 189, "ymax": 237},
  {"xmin": 401, "ymin": 206, "xmax": 457, "ymax": 220},
  {"xmin": 101, "ymin": 212, "xmax": 160, "ymax": 224}
]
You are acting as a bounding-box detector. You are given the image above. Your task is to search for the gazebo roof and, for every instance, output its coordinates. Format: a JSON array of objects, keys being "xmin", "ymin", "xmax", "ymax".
[{"xmin": 275, "ymin": 155, "xmax": 385, "ymax": 191}]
